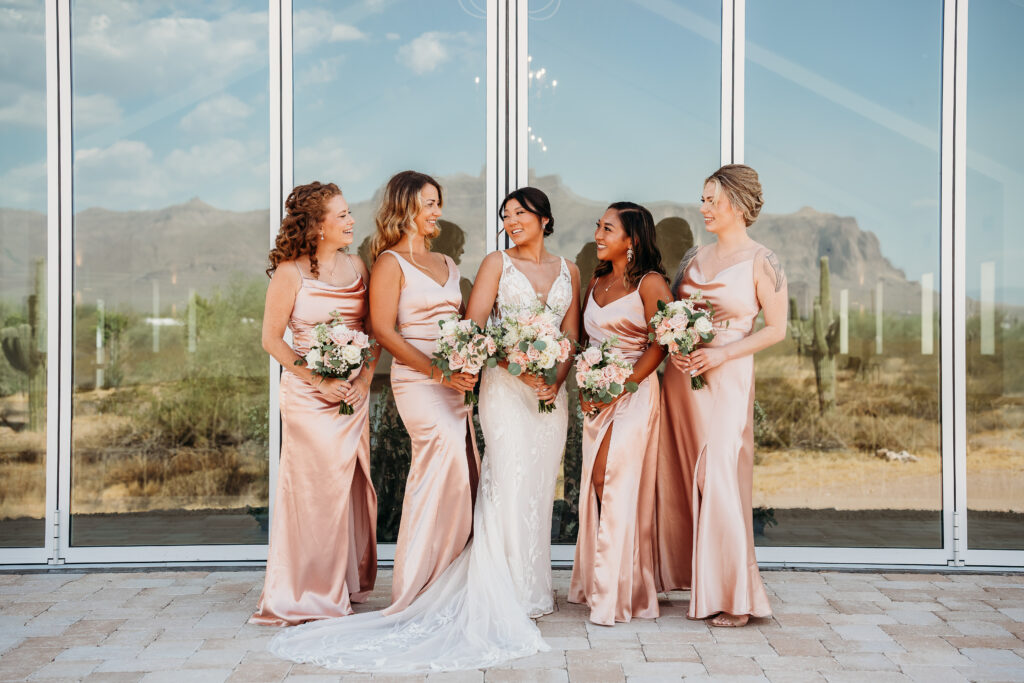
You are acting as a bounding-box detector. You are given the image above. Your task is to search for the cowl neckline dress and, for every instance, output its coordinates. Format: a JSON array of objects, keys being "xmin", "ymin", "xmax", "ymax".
[
  {"xmin": 569, "ymin": 278, "xmax": 661, "ymax": 625},
  {"xmin": 250, "ymin": 271, "xmax": 377, "ymax": 626},
  {"xmin": 655, "ymin": 249, "xmax": 772, "ymax": 619}
]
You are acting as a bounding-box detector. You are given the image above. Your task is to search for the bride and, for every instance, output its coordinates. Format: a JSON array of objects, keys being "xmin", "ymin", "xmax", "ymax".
[{"xmin": 269, "ymin": 187, "xmax": 581, "ymax": 672}]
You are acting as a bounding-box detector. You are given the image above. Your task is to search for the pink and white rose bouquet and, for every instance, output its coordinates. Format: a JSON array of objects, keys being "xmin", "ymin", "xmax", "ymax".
[
  {"xmin": 492, "ymin": 305, "xmax": 574, "ymax": 413},
  {"xmin": 648, "ymin": 292, "xmax": 717, "ymax": 389},
  {"xmin": 431, "ymin": 314, "xmax": 497, "ymax": 405},
  {"xmin": 574, "ymin": 336, "xmax": 638, "ymax": 417},
  {"xmin": 296, "ymin": 312, "xmax": 376, "ymax": 414}
]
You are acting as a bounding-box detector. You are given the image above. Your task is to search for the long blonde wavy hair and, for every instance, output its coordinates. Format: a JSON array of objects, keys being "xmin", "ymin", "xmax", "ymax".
[{"xmin": 369, "ymin": 170, "xmax": 444, "ymax": 262}]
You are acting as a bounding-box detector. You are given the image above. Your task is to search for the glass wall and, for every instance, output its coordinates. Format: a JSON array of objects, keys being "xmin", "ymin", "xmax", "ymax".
[
  {"xmin": 528, "ymin": 0, "xmax": 722, "ymax": 542},
  {"xmin": 965, "ymin": 0, "xmax": 1024, "ymax": 551},
  {"xmin": 69, "ymin": 1, "xmax": 270, "ymax": 545},
  {"xmin": 293, "ymin": 0, "xmax": 487, "ymax": 542},
  {"xmin": 745, "ymin": 0, "xmax": 943, "ymax": 548},
  {"xmin": 0, "ymin": 2, "xmax": 47, "ymax": 548}
]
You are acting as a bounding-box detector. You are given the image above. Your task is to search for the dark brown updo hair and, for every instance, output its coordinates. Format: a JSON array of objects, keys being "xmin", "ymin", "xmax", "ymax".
[
  {"xmin": 704, "ymin": 164, "xmax": 764, "ymax": 227},
  {"xmin": 499, "ymin": 186, "xmax": 555, "ymax": 237},
  {"xmin": 267, "ymin": 181, "xmax": 342, "ymax": 278},
  {"xmin": 593, "ymin": 201, "xmax": 666, "ymax": 289}
]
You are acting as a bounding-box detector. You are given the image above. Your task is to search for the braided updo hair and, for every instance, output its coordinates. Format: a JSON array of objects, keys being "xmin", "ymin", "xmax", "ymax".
[{"xmin": 266, "ymin": 181, "xmax": 342, "ymax": 279}]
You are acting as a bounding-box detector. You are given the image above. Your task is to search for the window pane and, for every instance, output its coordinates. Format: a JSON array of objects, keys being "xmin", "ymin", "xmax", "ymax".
[
  {"xmin": 293, "ymin": 1, "xmax": 486, "ymax": 542},
  {"xmin": 746, "ymin": 0, "xmax": 943, "ymax": 548},
  {"xmin": 528, "ymin": 0, "xmax": 722, "ymax": 543},
  {"xmin": 70, "ymin": 1, "xmax": 270, "ymax": 546},
  {"xmin": 0, "ymin": 2, "xmax": 47, "ymax": 548},
  {"xmin": 966, "ymin": 0, "xmax": 1024, "ymax": 551}
]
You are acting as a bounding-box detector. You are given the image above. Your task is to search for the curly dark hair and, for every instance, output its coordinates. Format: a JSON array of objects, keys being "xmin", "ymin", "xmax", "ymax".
[
  {"xmin": 593, "ymin": 201, "xmax": 666, "ymax": 289},
  {"xmin": 266, "ymin": 181, "xmax": 342, "ymax": 279}
]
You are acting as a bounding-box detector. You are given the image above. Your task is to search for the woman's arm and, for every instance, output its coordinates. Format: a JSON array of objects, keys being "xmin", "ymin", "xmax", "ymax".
[
  {"xmin": 369, "ymin": 252, "xmax": 477, "ymax": 393},
  {"xmin": 624, "ymin": 273, "xmax": 671, "ymax": 385},
  {"xmin": 683, "ymin": 248, "xmax": 789, "ymax": 378},
  {"xmin": 464, "ymin": 250, "xmax": 502, "ymax": 328},
  {"xmin": 261, "ymin": 263, "xmax": 347, "ymax": 402},
  {"xmin": 343, "ymin": 255, "xmax": 381, "ymax": 406}
]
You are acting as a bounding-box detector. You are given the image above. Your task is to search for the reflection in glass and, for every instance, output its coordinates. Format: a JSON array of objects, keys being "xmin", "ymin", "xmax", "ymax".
[
  {"xmin": 528, "ymin": 0, "xmax": 721, "ymax": 542},
  {"xmin": 0, "ymin": 4, "xmax": 47, "ymax": 548},
  {"xmin": 294, "ymin": 1, "xmax": 486, "ymax": 542},
  {"xmin": 0, "ymin": 2, "xmax": 47, "ymax": 548},
  {"xmin": 746, "ymin": 0, "xmax": 943, "ymax": 547},
  {"xmin": 69, "ymin": 2, "xmax": 270, "ymax": 545},
  {"xmin": 966, "ymin": 0, "xmax": 1024, "ymax": 550}
]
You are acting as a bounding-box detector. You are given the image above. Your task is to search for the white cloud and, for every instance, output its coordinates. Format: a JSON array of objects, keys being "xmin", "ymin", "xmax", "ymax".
[
  {"xmin": 296, "ymin": 136, "xmax": 374, "ymax": 187},
  {"xmin": 297, "ymin": 56, "xmax": 346, "ymax": 88},
  {"xmin": 179, "ymin": 94, "xmax": 252, "ymax": 135},
  {"xmin": 386, "ymin": 32, "xmax": 400, "ymax": 41},
  {"xmin": 330, "ymin": 24, "xmax": 367, "ymax": 42},
  {"xmin": 397, "ymin": 32, "xmax": 451, "ymax": 74},
  {"xmin": 0, "ymin": 92, "xmax": 44, "ymax": 127},
  {"xmin": 74, "ymin": 94, "xmax": 123, "ymax": 130},
  {"xmin": 165, "ymin": 138, "xmax": 250, "ymax": 178},
  {"xmin": 0, "ymin": 159, "xmax": 45, "ymax": 209},
  {"xmin": 72, "ymin": 8, "xmax": 265, "ymax": 97}
]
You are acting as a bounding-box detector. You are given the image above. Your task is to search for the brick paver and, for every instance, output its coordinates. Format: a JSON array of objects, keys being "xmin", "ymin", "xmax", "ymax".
[{"xmin": 0, "ymin": 570, "xmax": 1022, "ymax": 682}]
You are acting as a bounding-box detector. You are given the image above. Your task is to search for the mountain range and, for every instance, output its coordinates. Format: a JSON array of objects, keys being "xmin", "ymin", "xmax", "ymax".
[{"xmin": 0, "ymin": 173, "xmax": 933, "ymax": 318}]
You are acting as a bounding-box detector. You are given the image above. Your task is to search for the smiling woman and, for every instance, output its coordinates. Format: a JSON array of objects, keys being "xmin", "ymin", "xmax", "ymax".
[{"xmin": 67, "ymin": 0, "xmax": 271, "ymax": 547}]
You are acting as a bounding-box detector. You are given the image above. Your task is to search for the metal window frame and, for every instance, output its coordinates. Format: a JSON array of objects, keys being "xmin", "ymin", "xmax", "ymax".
[{"xmin": 6, "ymin": 0, "xmax": 1021, "ymax": 571}]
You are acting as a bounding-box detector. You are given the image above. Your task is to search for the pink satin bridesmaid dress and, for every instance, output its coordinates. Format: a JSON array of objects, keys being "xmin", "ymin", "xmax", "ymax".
[
  {"xmin": 251, "ymin": 263, "xmax": 377, "ymax": 626},
  {"xmin": 382, "ymin": 250, "xmax": 481, "ymax": 614},
  {"xmin": 655, "ymin": 245, "xmax": 772, "ymax": 620},
  {"xmin": 569, "ymin": 274, "xmax": 661, "ymax": 626}
]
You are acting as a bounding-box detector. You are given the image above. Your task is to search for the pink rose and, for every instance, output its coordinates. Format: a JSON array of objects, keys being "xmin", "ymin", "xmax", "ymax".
[
  {"xmin": 449, "ymin": 351, "xmax": 466, "ymax": 370},
  {"xmin": 582, "ymin": 346, "xmax": 603, "ymax": 366}
]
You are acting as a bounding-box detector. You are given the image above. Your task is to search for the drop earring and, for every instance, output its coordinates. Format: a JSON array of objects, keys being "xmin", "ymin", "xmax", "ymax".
[
  {"xmin": 627, "ymin": 247, "xmax": 634, "ymax": 262},
  {"xmin": 319, "ymin": 229, "xmax": 324, "ymax": 241}
]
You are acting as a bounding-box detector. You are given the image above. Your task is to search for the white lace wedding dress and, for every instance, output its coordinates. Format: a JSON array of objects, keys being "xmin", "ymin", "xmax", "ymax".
[{"xmin": 268, "ymin": 251, "xmax": 572, "ymax": 673}]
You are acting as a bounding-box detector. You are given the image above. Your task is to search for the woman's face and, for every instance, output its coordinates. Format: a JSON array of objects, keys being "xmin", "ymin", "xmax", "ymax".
[
  {"xmin": 593, "ymin": 208, "xmax": 631, "ymax": 263},
  {"xmin": 319, "ymin": 194, "xmax": 355, "ymax": 247},
  {"xmin": 502, "ymin": 198, "xmax": 547, "ymax": 247},
  {"xmin": 699, "ymin": 181, "xmax": 743, "ymax": 234},
  {"xmin": 412, "ymin": 183, "xmax": 442, "ymax": 238}
]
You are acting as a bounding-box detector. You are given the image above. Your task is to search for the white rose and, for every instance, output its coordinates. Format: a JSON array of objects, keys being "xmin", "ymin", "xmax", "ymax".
[
  {"xmin": 694, "ymin": 316, "xmax": 713, "ymax": 335},
  {"xmin": 341, "ymin": 345, "xmax": 363, "ymax": 365},
  {"xmin": 667, "ymin": 301, "xmax": 688, "ymax": 316},
  {"xmin": 304, "ymin": 347, "xmax": 322, "ymax": 368}
]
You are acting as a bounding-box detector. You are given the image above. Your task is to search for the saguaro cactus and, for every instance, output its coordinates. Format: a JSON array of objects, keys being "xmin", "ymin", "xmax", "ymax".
[
  {"xmin": 789, "ymin": 256, "xmax": 839, "ymax": 413},
  {"xmin": 1, "ymin": 259, "xmax": 46, "ymax": 431}
]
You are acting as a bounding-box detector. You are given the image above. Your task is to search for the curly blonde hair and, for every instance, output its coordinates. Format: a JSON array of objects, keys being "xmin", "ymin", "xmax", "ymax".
[
  {"xmin": 704, "ymin": 164, "xmax": 764, "ymax": 227},
  {"xmin": 267, "ymin": 181, "xmax": 341, "ymax": 278},
  {"xmin": 370, "ymin": 170, "xmax": 443, "ymax": 262}
]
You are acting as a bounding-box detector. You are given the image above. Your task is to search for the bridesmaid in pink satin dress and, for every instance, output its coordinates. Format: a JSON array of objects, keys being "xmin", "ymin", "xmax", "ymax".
[
  {"xmin": 368, "ymin": 171, "xmax": 481, "ymax": 613},
  {"xmin": 252, "ymin": 182, "xmax": 379, "ymax": 626},
  {"xmin": 656, "ymin": 165, "xmax": 788, "ymax": 627},
  {"xmin": 570, "ymin": 202, "xmax": 672, "ymax": 626}
]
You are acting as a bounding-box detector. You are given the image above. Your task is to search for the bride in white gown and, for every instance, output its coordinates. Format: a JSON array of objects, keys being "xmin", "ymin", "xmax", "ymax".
[{"xmin": 268, "ymin": 188, "xmax": 581, "ymax": 673}]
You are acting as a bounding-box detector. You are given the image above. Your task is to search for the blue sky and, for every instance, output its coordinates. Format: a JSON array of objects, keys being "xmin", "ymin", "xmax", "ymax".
[{"xmin": 0, "ymin": 0, "xmax": 1021, "ymax": 299}]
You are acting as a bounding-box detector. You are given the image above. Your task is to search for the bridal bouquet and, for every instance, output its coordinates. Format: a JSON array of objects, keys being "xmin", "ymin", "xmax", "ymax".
[
  {"xmin": 431, "ymin": 315, "xmax": 497, "ymax": 405},
  {"xmin": 648, "ymin": 292, "xmax": 717, "ymax": 390},
  {"xmin": 493, "ymin": 305, "xmax": 574, "ymax": 413},
  {"xmin": 574, "ymin": 336, "xmax": 638, "ymax": 417},
  {"xmin": 296, "ymin": 313, "xmax": 376, "ymax": 414}
]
